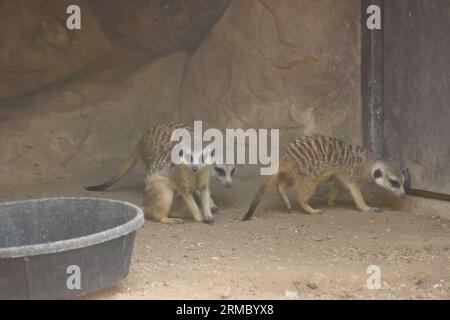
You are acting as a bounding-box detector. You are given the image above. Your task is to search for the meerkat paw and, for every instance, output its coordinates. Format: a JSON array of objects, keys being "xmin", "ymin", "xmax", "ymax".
[
  {"xmin": 159, "ymin": 217, "xmax": 185, "ymax": 224},
  {"xmin": 203, "ymin": 215, "xmax": 214, "ymax": 225},
  {"xmin": 305, "ymin": 208, "xmax": 323, "ymax": 214},
  {"xmin": 211, "ymin": 205, "xmax": 219, "ymax": 214},
  {"xmin": 367, "ymin": 207, "xmax": 383, "ymax": 213}
]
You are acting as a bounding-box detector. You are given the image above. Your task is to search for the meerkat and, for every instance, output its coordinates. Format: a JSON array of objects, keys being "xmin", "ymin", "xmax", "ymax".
[
  {"xmin": 242, "ymin": 135, "xmax": 406, "ymax": 220},
  {"xmin": 200, "ymin": 163, "xmax": 237, "ymax": 213},
  {"xmin": 85, "ymin": 123, "xmax": 237, "ymax": 213},
  {"xmin": 86, "ymin": 122, "xmax": 214, "ymax": 224},
  {"xmin": 142, "ymin": 145, "xmax": 214, "ymax": 224}
]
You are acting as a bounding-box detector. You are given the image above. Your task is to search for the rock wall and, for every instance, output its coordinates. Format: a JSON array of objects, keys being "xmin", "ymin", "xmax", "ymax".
[
  {"xmin": 0, "ymin": 0, "xmax": 361, "ymax": 192},
  {"xmin": 180, "ymin": 0, "xmax": 361, "ymax": 146},
  {"xmin": 88, "ymin": 0, "xmax": 231, "ymax": 56},
  {"xmin": 0, "ymin": 0, "xmax": 111, "ymax": 99},
  {"xmin": 0, "ymin": 0, "xmax": 231, "ymax": 100}
]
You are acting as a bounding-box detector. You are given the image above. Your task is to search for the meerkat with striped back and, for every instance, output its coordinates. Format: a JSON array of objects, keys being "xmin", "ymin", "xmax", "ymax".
[
  {"xmin": 85, "ymin": 122, "xmax": 214, "ymax": 224},
  {"xmin": 85, "ymin": 123, "xmax": 237, "ymax": 214},
  {"xmin": 242, "ymin": 135, "xmax": 405, "ymax": 220}
]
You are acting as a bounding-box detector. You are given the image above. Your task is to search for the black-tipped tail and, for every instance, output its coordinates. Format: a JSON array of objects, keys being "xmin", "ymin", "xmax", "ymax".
[
  {"xmin": 241, "ymin": 174, "xmax": 278, "ymax": 221},
  {"xmin": 242, "ymin": 199, "xmax": 260, "ymax": 221},
  {"xmin": 84, "ymin": 149, "xmax": 139, "ymax": 193}
]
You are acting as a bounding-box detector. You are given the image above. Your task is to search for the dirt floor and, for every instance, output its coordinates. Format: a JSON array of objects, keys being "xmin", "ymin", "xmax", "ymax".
[{"xmin": 2, "ymin": 174, "xmax": 450, "ymax": 300}]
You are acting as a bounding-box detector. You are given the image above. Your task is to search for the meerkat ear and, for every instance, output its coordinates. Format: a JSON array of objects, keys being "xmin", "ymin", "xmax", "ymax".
[{"xmin": 373, "ymin": 168, "xmax": 384, "ymax": 179}]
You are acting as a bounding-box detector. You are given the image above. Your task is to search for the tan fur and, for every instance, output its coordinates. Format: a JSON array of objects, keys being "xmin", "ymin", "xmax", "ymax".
[
  {"xmin": 242, "ymin": 135, "xmax": 405, "ymax": 220},
  {"xmin": 143, "ymin": 164, "xmax": 213, "ymax": 224},
  {"xmin": 86, "ymin": 122, "xmax": 214, "ymax": 224},
  {"xmin": 85, "ymin": 122, "xmax": 230, "ymax": 213}
]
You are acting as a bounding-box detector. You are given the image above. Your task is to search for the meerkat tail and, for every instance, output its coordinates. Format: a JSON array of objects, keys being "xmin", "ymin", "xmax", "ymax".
[
  {"xmin": 406, "ymin": 187, "xmax": 450, "ymax": 202},
  {"xmin": 85, "ymin": 150, "xmax": 140, "ymax": 191},
  {"xmin": 242, "ymin": 174, "xmax": 279, "ymax": 221}
]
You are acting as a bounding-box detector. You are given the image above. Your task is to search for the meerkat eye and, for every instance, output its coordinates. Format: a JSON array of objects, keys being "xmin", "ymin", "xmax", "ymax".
[
  {"xmin": 373, "ymin": 169, "xmax": 383, "ymax": 179},
  {"xmin": 215, "ymin": 168, "xmax": 225, "ymax": 176},
  {"xmin": 389, "ymin": 179, "xmax": 401, "ymax": 189},
  {"xmin": 178, "ymin": 149, "xmax": 184, "ymax": 157}
]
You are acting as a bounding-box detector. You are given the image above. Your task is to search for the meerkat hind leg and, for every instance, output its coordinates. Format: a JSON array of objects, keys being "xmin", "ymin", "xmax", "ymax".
[
  {"xmin": 143, "ymin": 180, "xmax": 184, "ymax": 224},
  {"xmin": 297, "ymin": 183, "xmax": 322, "ymax": 214},
  {"xmin": 159, "ymin": 217, "xmax": 185, "ymax": 224},
  {"xmin": 277, "ymin": 182, "xmax": 292, "ymax": 213}
]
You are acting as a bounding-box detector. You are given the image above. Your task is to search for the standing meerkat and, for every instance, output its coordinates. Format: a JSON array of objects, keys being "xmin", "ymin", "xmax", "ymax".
[
  {"xmin": 242, "ymin": 135, "xmax": 406, "ymax": 220},
  {"xmin": 85, "ymin": 123, "xmax": 237, "ymax": 213},
  {"xmin": 86, "ymin": 122, "xmax": 214, "ymax": 224}
]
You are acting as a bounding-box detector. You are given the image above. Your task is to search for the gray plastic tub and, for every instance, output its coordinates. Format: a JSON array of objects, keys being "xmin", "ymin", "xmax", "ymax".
[{"xmin": 0, "ymin": 197, "xmax": 144, "ymax": 299}]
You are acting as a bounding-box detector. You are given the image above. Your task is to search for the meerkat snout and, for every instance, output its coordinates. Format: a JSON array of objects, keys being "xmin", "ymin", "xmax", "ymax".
[{"xmin": 212, "ymin": 164, "xmax": 236, "ymax": 188}]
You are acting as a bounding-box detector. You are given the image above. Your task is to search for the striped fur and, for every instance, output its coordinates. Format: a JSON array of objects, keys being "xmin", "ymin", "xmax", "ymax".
[
  {"xmin": 283, "ymin": 135, "xmax": 375, "ymax": 185},
  {"xmin": 138, "ymin": 122, "xmax": 192, "ymax": 174},
  {"xmin": 85, "ymin": 122, "xmax": 188, "ymax": 192},
  {"xmin": 86, "ymin": 122, "xmax": 214, "ymax": 224},
  {"xmin": 242, "ymin": 134, "xmax": 404, "ymax": 220}
]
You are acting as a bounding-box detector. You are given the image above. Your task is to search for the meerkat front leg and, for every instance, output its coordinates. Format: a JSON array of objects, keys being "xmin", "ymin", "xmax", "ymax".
[
  {"xmin": 180, "ymin": 192, "xmax": 205, "ymax": 223},
  {"xmin": 347, "ymin": 183, "xmax": 382, "ymax": 213},
  {"xmin": 199, "ymin": 186, "xmax": 214, "ymax": 224},
  {"xmin": 193, "ymin": 191, "xmax": 219, "ymax": 214}
]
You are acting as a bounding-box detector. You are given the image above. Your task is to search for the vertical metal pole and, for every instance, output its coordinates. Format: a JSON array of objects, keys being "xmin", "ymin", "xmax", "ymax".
[{"xmin": 361, "ymin": 0, "xmax": 385, "ymax": 157}]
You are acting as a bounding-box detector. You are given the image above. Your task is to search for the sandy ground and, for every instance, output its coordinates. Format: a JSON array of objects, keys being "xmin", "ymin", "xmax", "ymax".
[{"xmin": 2, "ymin": 175, "xmax": 450, "ymax": 300}]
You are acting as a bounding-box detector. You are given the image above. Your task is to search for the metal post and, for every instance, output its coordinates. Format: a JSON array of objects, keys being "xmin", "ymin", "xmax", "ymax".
[{"xmin": 361, "ymin": 0, "xmax": 385, "ymax": 157}]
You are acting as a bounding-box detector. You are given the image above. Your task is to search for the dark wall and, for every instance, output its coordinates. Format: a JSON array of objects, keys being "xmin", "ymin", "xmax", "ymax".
[
  {"xmin": 88, "ymin": 0, "xmax": 231, "ymax": 56},
  {"xmin": 0, "ymin": 0, "xmax": 231, "ymax": 100},
  {"xmin": 385, "ymin": 0, "xmax": 450, "ymax": 193}
]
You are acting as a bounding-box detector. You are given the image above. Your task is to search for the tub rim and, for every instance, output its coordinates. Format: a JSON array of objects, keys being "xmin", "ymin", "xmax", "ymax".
[{"xmin": 0, "ymin": 197, "xmax": 144, "ymax": 259}]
